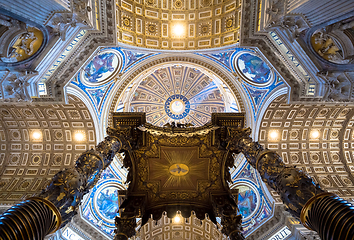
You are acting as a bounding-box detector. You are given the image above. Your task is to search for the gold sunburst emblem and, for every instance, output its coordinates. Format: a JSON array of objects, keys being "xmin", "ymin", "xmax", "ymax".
[
  {"xmin": 169, "ymin": 164, "xmax": 189, "ymax": 176},
  {"xmin": 149, "ymin": 147, "xmax": 209, "ymax": 190}
]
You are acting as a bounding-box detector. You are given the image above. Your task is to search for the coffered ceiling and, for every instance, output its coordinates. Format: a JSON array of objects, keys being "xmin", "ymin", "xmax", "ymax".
[
  {"xmin": 259, "ymin": 95, "xmax": 354, "ymax": 203},
  {"xmin": 0, "ymin": 95, "xmax": 96, "ymax": 204},
  {"xmin": 116, "ymin": 0, "xmax": 241, "ymax": 49}
]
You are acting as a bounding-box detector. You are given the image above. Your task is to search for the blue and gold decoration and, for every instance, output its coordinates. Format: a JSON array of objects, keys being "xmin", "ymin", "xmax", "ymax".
[
  {"xmin": 237, "ymin": 185, "xmax": 258, "ymax": 219},
  {"xmin": 121, "ymin": 65, "xmax": 239, "ymax": 127},
  {"xmin": 164, "ymin": 94, "xmax": 190, "ymax": 120},
  {"xmin": 95, "ymin": 186, "xmax": 119, "ymax": 221},
  {"xmin": 81, "ymin": 49, "xmax": 123, "ymax": 86},
  {"xmin": 67, "ymin": 47, "xmax": 284, "ymax": 239},
  {"xmin": 230, "ymin": 162, "xmax": 273, "ymax": 236},
  {"xmin": 82, "ymin": 164, "xmax": 127, "ymax": 237},
  {"xmin": 236, "ymin": 52, "xmax": 271, "ymax": 85}
]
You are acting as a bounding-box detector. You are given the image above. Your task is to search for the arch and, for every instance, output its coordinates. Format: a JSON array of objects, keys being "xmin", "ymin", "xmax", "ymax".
[
  {"xmin": 101, "ymin": 53, "xmax": 253, "ymax": 132},
  {"xmin": 67, "ymin": 84, "xmax": 103, "ymax": 142}
]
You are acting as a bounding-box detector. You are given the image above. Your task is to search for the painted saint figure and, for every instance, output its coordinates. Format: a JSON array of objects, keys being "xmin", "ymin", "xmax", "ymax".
[
  {"xmin": 84, "ymin": 52, "xmax": 116, "ymax": 83},
  {"xmin": 238, "ymin": 53, "xmax": 271, "ymax": 84}
]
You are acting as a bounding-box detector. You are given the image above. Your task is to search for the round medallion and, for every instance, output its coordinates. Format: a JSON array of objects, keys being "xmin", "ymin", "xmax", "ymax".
[
  {"xmin": 226, "ymin": 18, "xmax": 233, "ymax": 28},
  {"xmin": 174, "ymin": 0, "xmax": 183, "ymax": 8},
  {"xmin": 236, "ymin": 52, "xmax": 271, "ymax": 86},
  {"xmin": 201, "ymin": 25, "xmax": 209, "ymax": 34},
  {"xmin": 171, "ymin": 99, "xmax": 184, "ymax": 113},
  {"xmin": 95, "ymin": 186, "xmax": 119, "ymax": 222},
  {"xmin": 123, "ymin": 17, "xmax": 130, "ymax": 27},
  {"xmin": 237, "ymin": 185, "xmax": 259, "ymax": 219},
  {"xmin": 82, "ymin": 50, "xmax": 122, "ymax": 86},
  {"xmin": 165, "ymin": 94, "xmax": 190, "ymax": 120},
  {"xmin": 169, "ymin": 164, "xmax": 189, "ymax": 176},
  {"xmin": 1, "ymin": 26, "xmax": 44, "ymax": 63},
  {"xmin": 148, "ymin": 24, "xmax": 156, "ymax": 33}
]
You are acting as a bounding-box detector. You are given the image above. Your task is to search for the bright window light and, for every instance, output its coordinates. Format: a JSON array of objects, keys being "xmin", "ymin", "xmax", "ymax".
[
  {"xmin": 310, "ymin": 129, "xmax": 320, "ymax": 139},
  {"xmin": 32, "ymin": 131, "xmax": 42, "ymax": 140},
  {"xmin": 173, "ymin": 215, "xmax": 181, "ymax": 223},
  {"xmin": 74, "ymin": 132, "xmax": 85, "ymax": 142},
  {"xmin": 269, "ymin": 130, "xmax": 278, "ymax": 140},
  {"xmin": 172, "ymin": 24, "xmax": 185, "ymax": 37}
]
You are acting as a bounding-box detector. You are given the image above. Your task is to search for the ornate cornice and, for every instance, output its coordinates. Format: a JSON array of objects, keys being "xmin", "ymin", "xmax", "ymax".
[
  {"xmin": 246, "ymin": 204, "xmax": 286, "ymax": 240},
  {"xmin": 73, "ymin": 213, "xmax": 111, "ymax": 239},
  {"xmin": 34, "ymin": 0, "xmax": 117, "ymax": 103},
  {"xmin": 239, "ymin": 0, "xmax": 326, "ymax": 103}
]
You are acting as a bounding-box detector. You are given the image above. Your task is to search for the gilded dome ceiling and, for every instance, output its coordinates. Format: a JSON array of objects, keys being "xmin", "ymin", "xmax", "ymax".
[
  {"xmin": 115, "ymin": 64, "xmax": 239, "ymax": 127},
  {"xmin": 116, "ymin": 0, "xmax": 240, "ymax": 50}
]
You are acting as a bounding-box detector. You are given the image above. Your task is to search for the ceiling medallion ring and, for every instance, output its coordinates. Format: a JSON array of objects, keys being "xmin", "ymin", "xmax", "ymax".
[
  {"xmin": 165, "ymin": 94, "xmax": 190, "ymax": 120},
  {"xmin": 92, "ymin": 180, "xmax": 124, "ymax": 225},
  {"xmin": 231, "ymin": 181, "xmax": 261, "ymax": 222}
]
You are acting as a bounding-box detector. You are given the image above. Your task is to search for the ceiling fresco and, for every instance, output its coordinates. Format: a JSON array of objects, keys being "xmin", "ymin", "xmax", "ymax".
[
  {"xmin": 236, "ymin": 52, "xmax": 272, "ymax": 86},
  {"xmin": 81, "ymin": 50, "xmax": 123, "ymax": 86}
]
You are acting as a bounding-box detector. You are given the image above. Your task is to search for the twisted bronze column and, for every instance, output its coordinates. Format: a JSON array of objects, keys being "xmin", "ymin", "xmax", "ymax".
[
  {"xmin": 226, "ymin": 127, "xmax": 354, "ymax": 240},
  {"xmin": 0, "ymin": 197, "xmax": 61, "ymax": 240},
  {"xmin": 0, "ymin": 127, "xmax": 131, "ymax": 240},
  {"xmin": 220, "ymin": 205, "xmax": 245, "ymax": 240}
]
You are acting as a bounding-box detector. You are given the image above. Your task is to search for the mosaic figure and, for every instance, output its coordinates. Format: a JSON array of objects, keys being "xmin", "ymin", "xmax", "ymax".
[
  {"xmin": 237, "ymin": 53, "xmax": 271, "ymax": 84},
  {"xmin": 238, "ymin": 185, "xmax": 258, "ymax": 219},
  {"xmin": 84, "ymin": 52, "xmax": 117, "ymax": 83},
  {"xmin": 96, "ymin": 186, "xmax": 119, "ymax": 220}
]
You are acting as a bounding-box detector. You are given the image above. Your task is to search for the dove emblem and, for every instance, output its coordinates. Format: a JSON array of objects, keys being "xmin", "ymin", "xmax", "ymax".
[{"xmin": 169, "ymin": 164, "xmax": 189, "ymax": 176}]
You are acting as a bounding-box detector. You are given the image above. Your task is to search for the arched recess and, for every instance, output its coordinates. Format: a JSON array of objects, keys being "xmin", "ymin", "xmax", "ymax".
[
  {"xmin": 253, "ymin": 86, "xmax": 288, "ymax": 141},
  {"xmin": 258, "ymin": 95, "xmax": 354, "ymax": 203},
  {"xmin": 67, "ymin": 84, "xmax": 103, "ymax": 142},
  {"xmin": 101, "ymin": 53, "xmax": 253, "ymax": 133},
  {"xmin": 0, "ymin": 94, "xmax": 97, "ymax": 204}
]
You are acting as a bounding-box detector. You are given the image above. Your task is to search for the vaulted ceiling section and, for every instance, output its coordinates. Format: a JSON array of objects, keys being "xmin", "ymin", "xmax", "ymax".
[
  {"xmin": 0, "ymin": 95, "xmax": 96, "ymax": 204},
  {"xmin": 259, "ymin": 95, "xmax": 354, "ymax": 203}
]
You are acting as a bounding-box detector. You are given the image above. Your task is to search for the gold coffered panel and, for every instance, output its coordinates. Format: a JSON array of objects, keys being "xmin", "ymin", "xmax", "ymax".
[
  {"xmin": 259, "ymin": 95, "xmax": 354, "ymax": 203},
  {"xmin": 116, "ymin": 0, "xmax": 241, "ymax": 49},
  {"xmin": 0, "ymin": 95, "xmax": 96, "ymax": 203}
]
